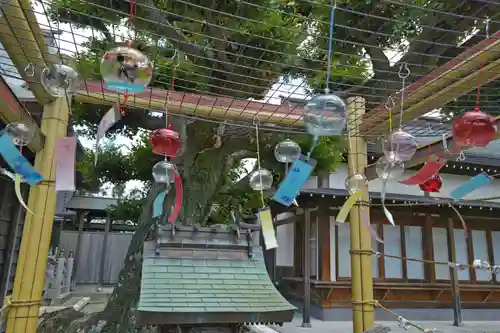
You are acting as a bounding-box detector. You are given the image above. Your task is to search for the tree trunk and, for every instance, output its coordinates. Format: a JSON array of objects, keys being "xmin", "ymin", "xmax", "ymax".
[{"xmin": 37, "ymin": 123, "xmax": 238, "ymax": 333}]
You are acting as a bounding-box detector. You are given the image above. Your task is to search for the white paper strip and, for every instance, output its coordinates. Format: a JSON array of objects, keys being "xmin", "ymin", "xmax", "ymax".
[
  {"xmin": 55, "ymin": 136, "xmax": 77, "ymax": 192},
  {"xmin": 94, "ymin": 99, "xmax": 121, "ymax": 165}
]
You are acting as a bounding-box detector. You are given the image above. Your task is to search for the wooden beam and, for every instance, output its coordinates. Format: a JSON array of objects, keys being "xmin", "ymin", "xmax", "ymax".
[
  {"xmin": 75, "ymin": 81, "xmax": 303, "ymax": 127},
  {"xmin": 318, "ymin": 205, "xmax": 331, "ymax": 281},
  {"xmin": 360, "ymin": 31, "xmax": 500, "ymax": 137}
]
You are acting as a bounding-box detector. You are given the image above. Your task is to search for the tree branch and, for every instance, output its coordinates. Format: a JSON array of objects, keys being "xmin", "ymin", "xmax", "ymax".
[
  {"xmin": 346, "ymin": 3, "xmax": 495, "ymax": 103},
  {"xmin": 351, "ymin": 31, "xmax": 390, "ymax": 78},
  {"xmin": 129, "ymin": 0, "xmax": 213, "ymax": 68},
  {"xmin": 57, "ymin": 11, "xmax": 114, "ymax": 43}
]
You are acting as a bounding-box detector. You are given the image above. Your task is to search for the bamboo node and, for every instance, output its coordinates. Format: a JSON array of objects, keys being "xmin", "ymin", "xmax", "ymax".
[
  {"xmin": 349, "ymin": 249, "xmax": 373, "ymax": 255},
  {"xmin": 38, "ymin": 180, "xmax": 56, "ymax": 186}
]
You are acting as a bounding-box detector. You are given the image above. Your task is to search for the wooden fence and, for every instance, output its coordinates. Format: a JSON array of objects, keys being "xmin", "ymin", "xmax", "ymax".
[{"xmin": 59, "ymin": 231, "xmax": 132, "ymax": 284}]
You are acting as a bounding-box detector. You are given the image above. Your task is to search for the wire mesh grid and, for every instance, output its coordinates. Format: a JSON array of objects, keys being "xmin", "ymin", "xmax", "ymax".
[{"xmin": 0, "ymin": 0, "xmax": 499, "ymax": 140}]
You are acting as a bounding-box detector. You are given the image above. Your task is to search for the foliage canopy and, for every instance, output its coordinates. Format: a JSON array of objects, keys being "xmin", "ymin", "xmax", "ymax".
[{"xmin": 46, "ymin": 0, "xmax": 500, "ymax": 224}]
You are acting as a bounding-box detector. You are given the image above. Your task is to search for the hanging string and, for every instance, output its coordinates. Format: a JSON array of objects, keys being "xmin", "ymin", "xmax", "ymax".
[
  {"xmin": 305, "ymin": 0, "xmax": 336, "ymax": 161},
  {"xmin": 324, "ymin": 0, "xmax": 336, "ymax": 94},
  {"xmin": 253, "ymin": 117, "xmax": 265, "ymax": 208},
  {"xmin": 397, "ymin": 63, "xmax": 410, "ymax": 129},
  {"xmin": 306, "ymin": 136, "xmax": 318, "ymax": 161},
  {"xmin": 474, "ymin": 17, "xmax": 489, "ymax": 113},
  {"xmin": 166, "ymin": 51, "xmax": 178, "ymax": 130},
  {"xmin": 127, "ymin": 0, "xmax": 135, "ymax": 47},
  {"xmin": 385, "ymin": 96, "xmax": 394, "ymax": 131},
  {"xmin": 346, "ymin": 133, "xmax": 356, "ymax": 175}
]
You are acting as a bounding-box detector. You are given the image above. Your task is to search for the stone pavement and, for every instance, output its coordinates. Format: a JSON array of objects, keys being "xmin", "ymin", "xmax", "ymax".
[{"xmin": 269, "ymin": 314, "xmax": 500, "ymax": 333}]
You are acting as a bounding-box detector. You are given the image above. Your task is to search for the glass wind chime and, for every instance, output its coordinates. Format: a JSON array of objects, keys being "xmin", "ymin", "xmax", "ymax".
[
  {"xmin": 3, "ymin": 29, "xmax": 82, "ymax": 212},
  {"xmin": 93, "ymin": 0, "xmax": 182, "ymax": 223},
  {"xmin": 248, "ymin": 3, "xmax": 348, "ymax": 212},
  {"xmin": 149, "ymin": 55, "xmax": 183, "ymax": 224},
  {"xmin": 366, "ymin": 19, "xmax": 499, "ymax": 236}
]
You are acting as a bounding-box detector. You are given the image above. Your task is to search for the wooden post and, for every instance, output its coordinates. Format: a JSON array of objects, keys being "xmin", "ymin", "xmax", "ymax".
[
  {"xmin": 6, "ymin": 97, "xmax": 69, "ymax": 333},
  {"xmin": 302, "ymin": 208, "xmax": 312, "ymax": 328},
  {"xmin": 319, "ymin": 203, "xmax": 331, "ymax": 281},
  {"xmin": 99, "ymin": 214, "xmax": 111, "ymax": 286},
  {"xmin": 446, "ymin": 217, "xmax": 463, "ymax": 326},
  {"xmin": 347, "ymin": 96, "xmax": 374, "ymax": 333}
]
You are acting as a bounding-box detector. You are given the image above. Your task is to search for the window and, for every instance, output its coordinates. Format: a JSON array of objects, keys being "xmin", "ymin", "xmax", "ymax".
[
  {"xmin": 372, "ymin": 223, "xmax": 379, "ymax": 279},
  {"xmin": 472, "ymin": 230, "xmax": 490, "ymax": 281},
  {"xmin": 337, "ymin": 223, "xmax": 351, "ymax": 277},
  {"xmin": 383, "ymin": 225, "xmax": 403, "ymax": 279},
  {"xmin": 492, "ymin": 231, "xmax": 500, "ymax": 267},
  {"xmin": 433, "ymin": 227, "xmax": 450, "ymax": 280},
  {"xmin": 454, "ymin": 229, "xmax": 470, "ymax": 280},
  {"xmin": 405, "ymin": 226, "xmax": 424, "ymax": 280}
]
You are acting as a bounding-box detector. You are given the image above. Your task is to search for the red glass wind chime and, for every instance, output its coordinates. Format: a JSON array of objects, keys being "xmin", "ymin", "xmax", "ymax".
[
  {"xmin": 150, "ymin": 63, "xmax": 183, "ymax": 224},
  {"xmin": 402, "ymin": 53, "xmax": 497, "ymax": 193}
]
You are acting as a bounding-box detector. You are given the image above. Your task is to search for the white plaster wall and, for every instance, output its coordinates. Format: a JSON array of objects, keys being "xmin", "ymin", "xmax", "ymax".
[
  {"xmin": 328, "ymin": 164, "xmax": 500, "ymax": 203},
  {"xmin": 276, "ymin": 222, "xmax": 294, "ymax": 267}
]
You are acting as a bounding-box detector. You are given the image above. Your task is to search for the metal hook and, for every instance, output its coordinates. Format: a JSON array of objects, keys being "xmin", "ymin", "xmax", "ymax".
[
  {"xmin": 398, "ymin": 63, "xmax": 410, "ymax": 79},
  {"xmin": 442, "ymin": 134, "xmax": 450, "ymax": 154},
  {"xmin": 253, "ymin": 115, "xmax": 260, "ymax": 126},
  {"xmin": 170, "ymin": 49, "xmax": 178, "ymax": 61},
  {"xmin": 456, "ymin": 150, "xmax": 466, "ymax": 162},
  {"xmin": 384, "ymin": 96, "xmax": 395, "ymax": 110},
  {"xmin": 24, "ymin": 63, "xmax": 35, "ymax": 76}
]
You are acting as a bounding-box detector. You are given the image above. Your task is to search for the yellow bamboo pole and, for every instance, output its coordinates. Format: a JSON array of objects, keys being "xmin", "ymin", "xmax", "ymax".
[
  {"xmin": 347, "ymin": 96, "xmax": 374, "ymax": 333},
  {"xmin": 5, "ymin": 97, "xmax": 69, "ymax": 333}
]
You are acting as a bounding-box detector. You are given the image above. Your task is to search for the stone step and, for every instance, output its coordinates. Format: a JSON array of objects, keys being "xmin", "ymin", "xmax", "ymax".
[{"xmin": 39, "ymin": 296, "xmax": 90, "ymax": 316}]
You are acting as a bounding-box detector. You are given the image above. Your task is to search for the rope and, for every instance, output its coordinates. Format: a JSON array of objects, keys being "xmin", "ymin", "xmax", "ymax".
[
  {"xmin": 349, "ymin": 249, "xmax": 472, "ymax": 267},
  {"xmin": 351, "ymin": 299, "xmax": 435, "ymax": 332},
  {"xmin": 0, "ymin": 296, "xmax": 43, "ymax": 317},
  {"xmin": 349, "ymin": 249, "xmax": 500, "ymax": 274}
]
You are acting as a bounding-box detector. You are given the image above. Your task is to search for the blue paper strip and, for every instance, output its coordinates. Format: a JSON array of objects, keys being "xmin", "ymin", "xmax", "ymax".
[
  {"xmin": 0, "ymin": 134, "xmax": 42, "ymax": 185},
  {"xmin": 272, "ymin": 158, "xmax": 315, "ymax": 206},
  {"xmin": 450, "ymin": 172, "xmax": 491, "ymax": 201},
  {"xmin": 105, "ymin": 81, "xmax": 145, "ymax": 94},
  {"xmin": 153, "ymin": 190, "xmax": 166, "ymax": 218}
]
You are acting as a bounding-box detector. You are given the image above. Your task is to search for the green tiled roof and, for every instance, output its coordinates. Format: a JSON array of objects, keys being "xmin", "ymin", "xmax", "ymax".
[
  {"xmin": 139, "ymin": 250, "xmax": 295, "ymax": 313},
  {"xmin": 137, "ymin": 225, "xmax": 295, "ymax": 325}
]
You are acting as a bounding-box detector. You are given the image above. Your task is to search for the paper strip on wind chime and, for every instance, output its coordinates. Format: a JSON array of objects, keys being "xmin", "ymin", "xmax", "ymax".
[
  {"xmin": 55, "ymin": 136, "xmax": 77, "ymax": 192},
  {"xmin": 450, "ymin": 172, "xmax": 492, "ymax": 201},
  {"xmin": 272, "ymin": 155, "xmax": 316, "ymax": 207},
  {"xmin": 336, "ymin": 190, "xmax": 364, "ymax": 223},
  {"xmin": 258, "ymin": 208, "xmax": 277, "ymax": 250},
  {"xmin": 0, "ymin": 133, "xmax": 42, "ymax": 185},
  {"xmin": 153, "ymin": 190, "xmax": 166, "ymax": 218},
  {"xmin": 400, "ymin": 159, "xmax": 446, "ymax": 185},
  {"xmin": 14, "ymin": 174, "xmax": 33, "ymax": 214},
  {"xmin": 94, "ymin": 96, "xmax": 122, "ymax": 165}
]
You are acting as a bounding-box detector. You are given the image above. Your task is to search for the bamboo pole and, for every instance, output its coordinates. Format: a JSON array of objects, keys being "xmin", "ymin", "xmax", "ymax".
[
  {"xmin": 5, "ymin": 97, "xmax": 69, "ymax": 333},
  {"xmin": 347, "ymin": 96, "xmax": 374, "ymax": 333}
]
